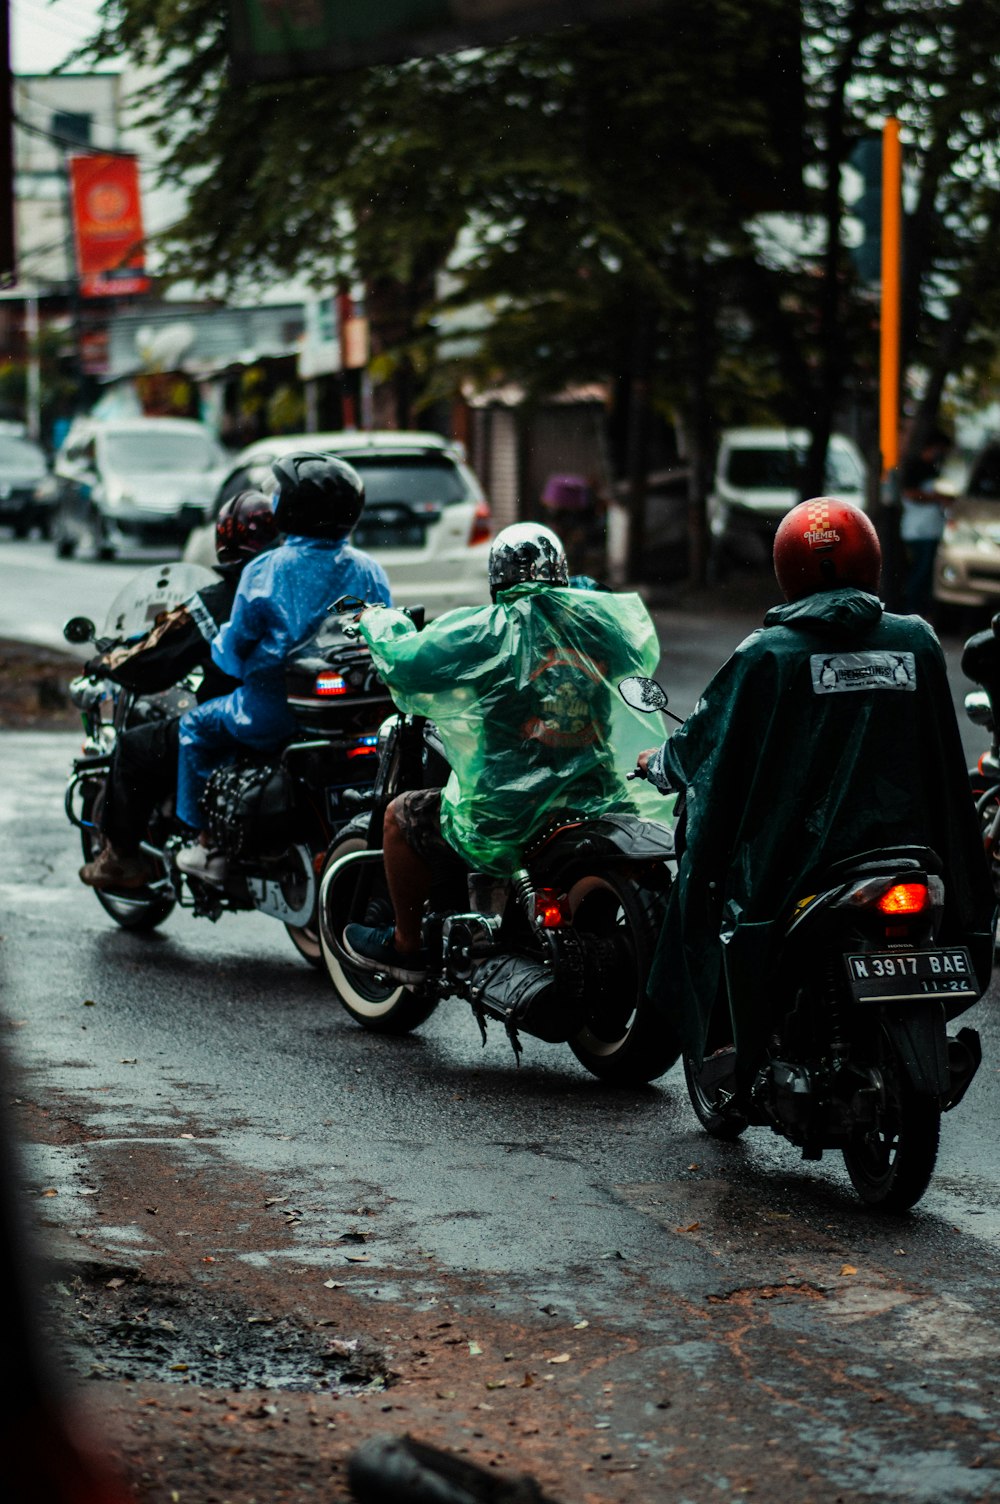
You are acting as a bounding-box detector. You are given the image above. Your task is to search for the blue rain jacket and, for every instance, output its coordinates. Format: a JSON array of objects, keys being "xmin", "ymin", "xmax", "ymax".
[
  {"xmin": 204, "ymin": 534, "xmax": 391, "ymax": 742},
  {"xmin": 176, "ymin": 535, "xmax": 391, "ymax": 826}
]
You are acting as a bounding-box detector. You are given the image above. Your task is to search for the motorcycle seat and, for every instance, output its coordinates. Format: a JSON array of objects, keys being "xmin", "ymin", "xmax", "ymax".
[{"xmin": 811, "ymin": 844, "xmax": 943, "ymax": 890}]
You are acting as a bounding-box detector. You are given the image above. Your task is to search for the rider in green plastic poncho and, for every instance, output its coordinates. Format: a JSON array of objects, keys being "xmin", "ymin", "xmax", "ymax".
[
  {"xmin": 343, "ymin": 523, "xmax": 671, "ymax": 984},
  {"xmin": 639, "ymin": 497, "xmax": 996, "ymax": 1084}
]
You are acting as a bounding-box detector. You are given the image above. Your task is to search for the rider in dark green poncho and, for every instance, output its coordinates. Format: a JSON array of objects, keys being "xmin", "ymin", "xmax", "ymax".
[
  {"xmin": 640, "ymin": 498, "xmax": 996, "ymax": 1082},
  {"xmin": 344, "ymin": 523, "xmax": 669, "ymax": 983}
]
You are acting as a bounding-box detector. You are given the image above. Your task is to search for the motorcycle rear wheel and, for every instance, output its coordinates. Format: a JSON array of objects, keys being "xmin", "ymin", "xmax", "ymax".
[
  {"xmin": 318, "ymin": 819, "xmax": 439, "ymax": 1035},
  {"xmin": 564, "ymin": 870, "xmax": 674, "ymax": 1084},
  {"xmin": 842, "ymin": 1031, "xmax": 941, "ymax": 1211},
  {"xmin": 682, "ymin": 1050, "xmax": 748, "ymax": 1140},
  {"xmin": 79, "ymin": 787, "xmax": 175, "ymax": 932},
  {"xmin": 285, "ymin": 921, "xmax": 324, "ymax": 969}
]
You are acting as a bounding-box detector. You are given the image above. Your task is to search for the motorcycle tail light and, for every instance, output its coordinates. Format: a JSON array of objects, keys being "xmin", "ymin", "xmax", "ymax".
[
  {"xmin": 314, "ymin": 673, "xmax": 347, "ymax": 696},
  {"xmin": 534, "ymin": 889, "xmax": 569, "ymax": 928},
  {"xmin": 877, "ymin": 882, "xmax": 929, "ymax": 916},
  {"xmin": 468, "ymin": 500, "xmax": 492, "ymax": 546}
]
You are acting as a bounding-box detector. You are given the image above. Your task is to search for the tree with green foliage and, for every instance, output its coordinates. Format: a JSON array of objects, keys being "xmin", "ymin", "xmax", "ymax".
[{"xmin": 81, "ymin": 0, "xmax": 1000, "ymax": 584}]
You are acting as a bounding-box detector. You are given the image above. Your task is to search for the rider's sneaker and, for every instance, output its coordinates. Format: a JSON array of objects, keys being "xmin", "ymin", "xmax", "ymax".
[
  {"xmin": 175, "ymin": 842, "xmax": 227, "ymax": 886},
  {"xmin": 343, "ymin": 924, "xmax": 428, "ymax": 984},
  {"xmin": 79, "ymin": 844, "xmax": 156, "ymax": 891}
]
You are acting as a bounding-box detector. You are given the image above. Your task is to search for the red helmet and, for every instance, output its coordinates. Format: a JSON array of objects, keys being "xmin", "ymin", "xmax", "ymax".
[
  {"xmin": 773, "ymin": 498, "xmax": 881, "ymax": 601},
  {"xmin": 215, "ymin": 490, "xmax": 279, "ymax": 571}
]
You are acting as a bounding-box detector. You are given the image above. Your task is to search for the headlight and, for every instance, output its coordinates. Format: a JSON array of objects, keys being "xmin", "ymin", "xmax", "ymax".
[{"xmin": 69, "ymin": 676, "xmax": 111, "ymax": 710}]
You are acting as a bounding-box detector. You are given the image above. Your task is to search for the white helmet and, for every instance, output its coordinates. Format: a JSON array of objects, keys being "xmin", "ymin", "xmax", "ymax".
[{"xmin": 487, "ymin": 523, "xmax": 569, "ymax": 602}]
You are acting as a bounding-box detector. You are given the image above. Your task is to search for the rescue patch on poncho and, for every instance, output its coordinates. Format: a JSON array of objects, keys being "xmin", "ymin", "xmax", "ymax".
[{"xmin": 810, "ymin": 651, "xmax": 916, "ymax": 694}]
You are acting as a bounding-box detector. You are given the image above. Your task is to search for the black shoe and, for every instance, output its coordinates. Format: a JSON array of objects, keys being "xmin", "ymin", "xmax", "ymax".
[{"xmin": 343, "ymin": 924, "xmax": 428, "ymax": 984}]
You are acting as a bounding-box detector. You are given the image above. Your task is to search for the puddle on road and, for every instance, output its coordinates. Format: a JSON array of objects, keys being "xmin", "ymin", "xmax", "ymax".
[{"xmin": 49, "ymin": 1265, "xmax": 394, "ymax": 1394}]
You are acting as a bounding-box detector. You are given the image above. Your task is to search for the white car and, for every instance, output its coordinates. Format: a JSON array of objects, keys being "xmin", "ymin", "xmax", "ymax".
[
  {"xmin": 708, "ymin": 427, "xmax": 868, "ymax": 567},
  {"xmin": 52, "ymin": 416, "xmax": 227, "ymax": 560},
  {"xmin": 183, "ymin": 431, "xmax": 493, "ymax": 616}
]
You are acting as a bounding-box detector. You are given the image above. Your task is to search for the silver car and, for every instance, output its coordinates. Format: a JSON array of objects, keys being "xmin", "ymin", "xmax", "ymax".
[
  {"xmin": 53, "ymin": 417, "xmax": 227, "ymax": 560},
  {"xmin": 183, "ymin": 431, "xmax": 493, "ymax": 616}
]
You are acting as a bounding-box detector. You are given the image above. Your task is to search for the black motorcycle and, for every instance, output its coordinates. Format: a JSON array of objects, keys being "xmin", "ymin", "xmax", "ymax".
[
  {"xmin": 960, "ymin": 615, "xmax": 1000, "ymax": 913},
  {"xmin": 63, "ymin": 568, "xmax": 393, "ymax": 966},
  {"xmin": 316, "ymin": 644, "xmax": 677, "ymax": 1084},
  {"xmin": 620, "ymin": 675, "xmax": 985, "ymax": 1211}
]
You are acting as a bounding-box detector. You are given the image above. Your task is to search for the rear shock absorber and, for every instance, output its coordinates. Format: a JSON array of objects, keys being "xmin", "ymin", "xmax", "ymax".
[
  {"xmin": 511, "ymin": 867, "xmax": 538, "ymax": 925},
  {"xmin": 824, "ymin": 953, "xmax": 848, "ymax": 1064}
]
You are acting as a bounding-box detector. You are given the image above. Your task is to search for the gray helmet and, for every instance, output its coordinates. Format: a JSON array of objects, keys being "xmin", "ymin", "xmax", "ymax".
[{"xmin": 488, "ymin": 523, "xmax": 569, "ymax": 601}]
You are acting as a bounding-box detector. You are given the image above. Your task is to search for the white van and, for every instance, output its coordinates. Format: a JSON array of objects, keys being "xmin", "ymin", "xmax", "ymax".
[{"xmin": 708, "ymin": 427, "xmax": 868, "ymax": 566}]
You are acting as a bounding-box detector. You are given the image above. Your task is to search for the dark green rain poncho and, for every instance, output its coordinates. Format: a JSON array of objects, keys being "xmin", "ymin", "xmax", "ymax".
[
  {"xmin": 360, "ymin": 584, "xmax": 672, "ymax": 876},
  {"xmin": 646, "ymin": 587, "xmax": 996, "ymax": 1076}
]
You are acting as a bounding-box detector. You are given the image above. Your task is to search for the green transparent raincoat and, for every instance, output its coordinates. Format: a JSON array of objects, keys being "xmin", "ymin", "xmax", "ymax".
[{"xmin": 360, "ymin": 584, "xmax": 673, "ymax": 875}]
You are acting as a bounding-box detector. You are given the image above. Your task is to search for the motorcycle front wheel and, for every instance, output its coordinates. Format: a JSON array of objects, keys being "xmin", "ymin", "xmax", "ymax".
[
  {"xmin": 79, "ymin": 786, "xmax": 176, "ymax": 932},
  {"xmin": 564, "ymin": 870, "xmax": 675, "ymax": 1084},
  {"xmin": 318, "ymin": 819, "xmax": 439, "ymax": 1035},
  {"xmin": 842, "ymin": 1029, "xmax": 941, "ymax": 1211}
]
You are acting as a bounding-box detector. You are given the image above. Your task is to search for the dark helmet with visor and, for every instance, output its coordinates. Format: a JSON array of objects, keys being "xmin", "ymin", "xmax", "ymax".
[
  {"xmin": 215, "ymin": 490, "xmax": 279, "ymax": 573},
  {"xmin": 488, "ymin": 523, "xmax": 570, "ymax": 602},
  {"xmin": 271, "ymin": 452, "xmax": 365, "ymax": 540}
]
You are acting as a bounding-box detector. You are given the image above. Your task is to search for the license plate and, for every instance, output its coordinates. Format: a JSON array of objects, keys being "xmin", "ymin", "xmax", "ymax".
[
  {"xmin": 354, "ymin": 510, "xmax": 426, "ymax": 550},
  {"xmin": 844, "ymin": 947, "xmax": 978, "ymax": 1002}
]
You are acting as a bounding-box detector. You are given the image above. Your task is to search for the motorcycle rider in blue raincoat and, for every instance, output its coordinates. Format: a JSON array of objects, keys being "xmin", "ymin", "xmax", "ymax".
[{"xmin": 175, "ymin": 454, "xmax": 391, "ymax": 882}]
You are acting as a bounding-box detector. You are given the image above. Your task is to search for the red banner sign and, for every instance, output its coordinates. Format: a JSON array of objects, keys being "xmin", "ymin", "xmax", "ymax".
[{"xmin": 68, "ymin": 154, "xmax": 150, "ymax": 298}]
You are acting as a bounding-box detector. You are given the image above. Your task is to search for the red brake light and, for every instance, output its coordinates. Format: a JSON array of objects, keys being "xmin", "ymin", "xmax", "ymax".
[
  {"xmin": 468, "ymin": 500, "xmax": 492, "ymax": 546},
  {"xmin": 534, "ymin": 889, "xmax": 569, "ymax": 928},
  {"xmin": 314, "ymin": 673, "xmax": 347, "ymax": 696},
  {"xmin": 877, "ymin": 883, "xmax": 928, "ymax": 915}
]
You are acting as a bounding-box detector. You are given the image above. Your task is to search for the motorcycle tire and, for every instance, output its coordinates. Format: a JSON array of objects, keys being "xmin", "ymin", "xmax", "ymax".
[
  {"xmin": 285, "ymin": 921, "xmax": 324, "ymax": 969},
  {"xmin": 682, "ymin": 1049, "xmax": 748, "ymax": 1140},
  {"xmin": 564, "ymin": 870, "xmax": 675, "ymax": 1084},
  {"xmin": 79, "ymin": 786, "xmax": 176, "ymax": 932},
  {"xmin": 842, "ymin": 1027, "xmax": 940, "ymax": 1211},
  {"xmin": 318, "ymin": 818, "xmax": 439, "ymax": 1035}
]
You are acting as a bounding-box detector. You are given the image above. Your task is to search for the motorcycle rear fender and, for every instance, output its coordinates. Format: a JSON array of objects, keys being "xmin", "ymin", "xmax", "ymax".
[
  {"xmin": 528, "ymin": 814, "xmax": 674, "ymax": 886},
  {"xmin": 318, "ymin": 846, "xmax": 384, "ymax": 968},
  {"xmin": 879, "ymin": 1002, "xmax": 950, "ymax": 1097}
]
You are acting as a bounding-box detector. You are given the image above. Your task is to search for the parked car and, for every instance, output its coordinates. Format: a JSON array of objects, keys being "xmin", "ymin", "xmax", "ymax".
[
  {"xmin": 933, "ymin": 440, "xmax": 1000, "ymax": 613},
  {"xmin": 0, "ymin": 431, "xmax": 53, "ymax": 537},
  {"xmin": 708, "ymin": 427, "xmax": 868, "ymax": 567},
  {"xmin": 183, "ymin": 431, "xmax": 493, "ymax": 615},
  {"xmin": 52, "ymin": 417, "xmax": 227, "ymax": 560}
]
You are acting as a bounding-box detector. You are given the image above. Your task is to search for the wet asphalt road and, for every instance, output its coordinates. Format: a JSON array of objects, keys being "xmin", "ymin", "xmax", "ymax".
[{"xmin": 3, "ymin": 541, "xmax": 1000, "ymax": 1500}]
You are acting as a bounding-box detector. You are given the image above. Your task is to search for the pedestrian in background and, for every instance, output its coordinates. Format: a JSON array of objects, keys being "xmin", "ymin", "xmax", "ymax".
[{"xmin": 900, "ymin": 426, "xmax": 953, "ymax": 619}]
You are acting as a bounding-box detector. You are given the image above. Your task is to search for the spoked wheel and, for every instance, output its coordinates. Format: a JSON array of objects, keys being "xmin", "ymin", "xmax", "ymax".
[
  {"xmin": 564, "ymin": 870, "xmax": 674, "ymax": 1084},
  {"xmin": 683, "ymin": 1049, "xmax": 748, "ymax": 1140},
  {"xmin": 318, "ymin": 818, "xmax": 438, "ymax": 1035},
  {"xmin": 79, "ymin": 786, "xmax": 175, "ymax": 932},
  {"xmin": 842, "ymin": 1030, "xmax": 941, "ymax": 1211}
]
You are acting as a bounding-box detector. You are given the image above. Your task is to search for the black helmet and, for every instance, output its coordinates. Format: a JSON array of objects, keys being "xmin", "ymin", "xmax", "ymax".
[
  {"xmin": 488, "ymin": 523, "xmax": 569, "ymax": 601},
  {"xmin": 271, "ymin": 452, "xmax": 365, "ymax": 540},
  {"xmin": 215, "ymin": 490, "xmax": 279, "ymax": 572}
]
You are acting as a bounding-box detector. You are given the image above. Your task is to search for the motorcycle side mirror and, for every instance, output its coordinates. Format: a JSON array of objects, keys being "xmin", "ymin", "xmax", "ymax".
[
  {"xmin": 63, "ymin": 615, "xmax": 96, "ymax": 645},
  {"xmin": 964, "ymin": 689, "xmax": 994, "ymax": 729},
  {"xmin": 619, "ymin": 676, "xmax": 669, "ymax": 713},
  {"xmin": 402, "ymin": 604, "xmax": 425, "ymax": 630}
]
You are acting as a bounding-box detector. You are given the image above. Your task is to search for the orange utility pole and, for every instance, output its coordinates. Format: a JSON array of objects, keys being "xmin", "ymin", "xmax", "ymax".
[{"xmin": 879, "ymin": 117, "xmax": 902, "ymax": 483}]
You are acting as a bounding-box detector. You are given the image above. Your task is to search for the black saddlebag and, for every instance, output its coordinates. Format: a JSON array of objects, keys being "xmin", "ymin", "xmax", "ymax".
[{"xmin": 201, "ymin": 760, "xmax": 294, "ymax": 859}]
